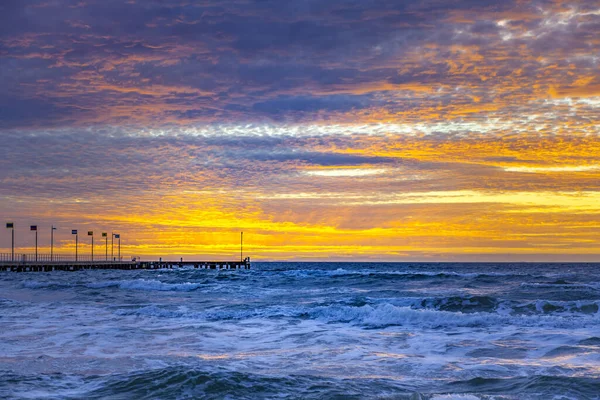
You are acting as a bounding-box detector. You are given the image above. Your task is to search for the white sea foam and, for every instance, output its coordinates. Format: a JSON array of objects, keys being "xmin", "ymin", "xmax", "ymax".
[
  {"xmin": 310, "ymin": 302, "xmax": 600, "ymax": 329},
  {"xmin": 86, "ymin": 279, "xmax": 203, "ymax": 291},
  {"xmin": 369, "ymin": 295, "xmax": 600, "ymax": 317},
  {"xmin": 4, "ymin": 264, "xmax": 600, "ymax": 399},
  {"xmin": 115, "ymin": 300, "xmax": 600, "ymax": 331},
  {"xmin": 280, "ymin": 268, "xmax": 577, "ymax": 280},
  {"xmin": 533, "ymin": 299, "xmax": 600, "ymax": 315}
]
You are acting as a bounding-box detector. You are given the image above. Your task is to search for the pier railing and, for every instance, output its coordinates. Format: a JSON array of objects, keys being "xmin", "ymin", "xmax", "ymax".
[
  {"xmin": 0, "ymin": 253, "xmax": 129, "ymax": 264},
  {"xmin": 0, "ymin": 254, "xmax": 251, "ymax": 272}
]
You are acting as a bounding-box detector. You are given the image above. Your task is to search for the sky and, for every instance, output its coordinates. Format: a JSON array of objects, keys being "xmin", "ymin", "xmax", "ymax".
[{"xmin": 1, "ymin": 0, "xmax": 600, "ymax": 261}]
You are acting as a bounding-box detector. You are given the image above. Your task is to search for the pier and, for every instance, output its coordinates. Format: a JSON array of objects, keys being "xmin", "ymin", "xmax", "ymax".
[{"xmin": 0, "ymin": 253, "xmax": 251, "ymax": 272}]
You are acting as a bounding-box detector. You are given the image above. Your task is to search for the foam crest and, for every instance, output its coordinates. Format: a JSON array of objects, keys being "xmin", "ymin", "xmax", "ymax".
[
  {"xmin": 532, "ymin": 299, "xmax": 600, "ymax": 315},
  {"xmin": 371, "ymin": 295, "xmax": 600, "ymax": 317},
  {"xmin": 114, "ymin": 296, "xmax": 600, "ymax": 329},
  {"xmin": 310, "ymin": 303, "xmax": 487, "ymax": 328},
  {"xmin": 310, "ymin": 302, "xmax": 600, "ymax": 329},
  {"xmin": 276, "ymin": 268, "xmax": 579, "ymax": 281},
  {"xmin": 87, "ymin": 279, "xmax": 203, "ymax": 291}
]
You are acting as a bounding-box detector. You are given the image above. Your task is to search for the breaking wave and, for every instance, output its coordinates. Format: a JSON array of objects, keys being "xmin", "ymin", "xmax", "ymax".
[
  {"xmin": 116, "ymin": 299, "xmax": 600, "ymax": 330},
  {"xmin": 86, "ymin": 279, "xmax": 204, "ymax": 291}
]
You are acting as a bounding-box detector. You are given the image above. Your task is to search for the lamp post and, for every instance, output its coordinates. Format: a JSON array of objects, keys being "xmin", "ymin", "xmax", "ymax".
[
  {"xmin": 6, "ymin": 222, "xmax": 14, "ymax": 261},
  {"xmin": 30, "ymin": 225, "xmax": 38, "ymax": 262},
  {"xmin": 114, "ymin": 234, "xmax": 121, "ymax": 261},
  {"xmin": 111, "ymin": 232, "xmax": 114, "ymax": 261},
  {"xmin": 72, "ymin": 230, "xmax": 78, "ymax": 262},
  {"xmin": 88, "ymin": 231, "xmax": 94, "ymax": 262},
  {"xmin": 240, "ymin": 231, "xmax": 243, "ymax": 262},
  {"xmin": 102, "ymin": 232, "xmax": 107, "ymax": 261},
  {"xmin": 51, "ymin": 226, "xmax": 57, "ymax": 262}
]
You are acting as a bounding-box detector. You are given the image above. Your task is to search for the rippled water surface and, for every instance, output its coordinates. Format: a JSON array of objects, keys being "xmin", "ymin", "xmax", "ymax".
[{"xmin": 1, "ymin": 262, "xmax": 599, "ymax": 399}]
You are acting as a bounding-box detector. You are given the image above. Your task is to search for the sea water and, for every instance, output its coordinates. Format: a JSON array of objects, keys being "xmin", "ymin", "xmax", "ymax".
[{"xmin": 1, "ymin": 262, "xmax": 599, "ymax": 399}]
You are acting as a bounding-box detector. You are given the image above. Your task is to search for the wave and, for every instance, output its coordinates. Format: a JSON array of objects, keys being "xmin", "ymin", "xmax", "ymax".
[
  {"xmin": 2, "ymin": 368, "xmax": 598, "ymax": 400},
  {"xmin": 531, "ymin": 299, "xmax": 599, "ymax": 315},
  {"xmin": 446, "ymin": 375, "xmax": 600, "ymax": 399},
  {"xmin": 412, "ymin": 295, "xmax": 500, "ymax": 314},
  {"xmin": 370, "ymin": 295, "xmax": 600, "ymax": 317},
  {"xmin": 281, "ymin": 268, "xmax": 494, "ymax": 279},
  {"xmin": 317, "ymin": 300, "xmax": 600, "ymax": 329},
  {"xmin": 520, "ymin": 281, "xmax": 600, "ymax": 291},
  {"xmin": 86, "ymin": 279, "xmax": 204, "ymax": 292},
  {"xmin": 20, "ymin": 275, "xmax": 600, "ymax": 319},
  {"xmin": 275, "ymin": 268, "xmax": 587, "ymax": 283},
  {"xmin": 117, "ymin": 299, "xmax": 600, "ymax": 330},
  {"xmin": 21, "ymin": 278, "xmax": 254, "ymax": 294},
  {"xmin": 13, "ymin": 367, "xmax": 415, "ymax": 400},
  {"xmin": 578, "ymin": 336, "xmax": 600, "ymax": 345},
  {"xmin": 115, "ymin": 304, "xmax": 300, "ymax": 321},
  {"xmin": 22, "ymin": 280, "xmax": 73, "ymax": 289},
  {"xmin": 0, "ymin": 297, "xmax": 19, "ymax": 305}
]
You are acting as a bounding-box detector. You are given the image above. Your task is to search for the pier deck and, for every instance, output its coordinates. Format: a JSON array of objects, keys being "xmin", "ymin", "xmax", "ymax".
[{"xmin": 0, "ymin": 255, "xmax": 251, "ymax": 272}]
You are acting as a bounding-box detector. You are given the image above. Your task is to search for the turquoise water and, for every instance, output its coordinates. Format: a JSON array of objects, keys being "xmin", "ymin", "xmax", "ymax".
[{"xmin": 1, "ymin": 263, "xmax": 599, "ymax": 399}]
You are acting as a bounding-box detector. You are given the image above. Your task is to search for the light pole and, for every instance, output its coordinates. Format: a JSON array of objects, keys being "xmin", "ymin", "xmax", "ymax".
[
  {"xmin": 111, "ymin": 232, "xmax": 114, "ymax": 261},
  {"xmin": 6, "ymin": 222, "xmax": 14, "ymax": 261},
  {"xmin": 115, "ymin": 234, "xmax": 121, "ymax": 261},
  {"xmin": 88, "ymin": 231, "xmax": 94, "ymax": 262},
  {"xmin": 51, "ymin": 226, "xmax": 57, "ymax": 262},
  {"xmin": 102, "ymin": 232, "xmax": 107, "ymax": 261},
  {"xmin": 31, "ymin": 225, "xmax": 38, "ymax": 262},
  {"xmin": 240, "ymin": 231, "xmax": 243, "ymax": 262},
  {"xmin": 72, "ymin": 230, "xmax": 78, "ymax": 261}
]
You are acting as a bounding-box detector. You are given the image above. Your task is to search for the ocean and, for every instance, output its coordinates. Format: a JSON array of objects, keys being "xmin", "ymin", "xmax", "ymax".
[{"xmin": 1, "ymin": 262, "xmax": 599, "ymax": 399}]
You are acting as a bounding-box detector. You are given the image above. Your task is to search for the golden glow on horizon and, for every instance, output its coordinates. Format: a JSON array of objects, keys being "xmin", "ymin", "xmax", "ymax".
[
  {"xmin": 502, "ymin": 165, "xmax": 600, "ymax": 173},
  {"xmin": 4, "ymin": 130, "xmax": 600, "ymax": 260},
  {"xmin": 7, "ymin": 183, "xmax": 600, "ymax": 261}
]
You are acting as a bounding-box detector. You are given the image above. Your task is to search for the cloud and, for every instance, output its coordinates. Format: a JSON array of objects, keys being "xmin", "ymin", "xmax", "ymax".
[
  {"xmin": 1, "ymin": 0, "xmax": 600, "ymax": 259},
  {"xmin": 0, "ymin": 0, "xmax": 542, "ymax": 128},
  {"xmin": 251, "ymin": 95, "xmax": 370, "ymax": 116}
]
